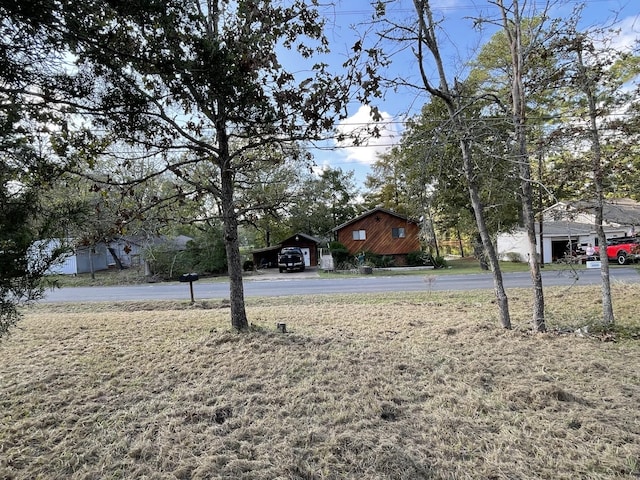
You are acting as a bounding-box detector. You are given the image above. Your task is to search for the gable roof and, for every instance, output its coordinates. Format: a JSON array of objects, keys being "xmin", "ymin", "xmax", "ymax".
[
  {"xmin": 504, "ymin": 220, "xmax": 624, "ymax": 240},
  {"xmin": 545, "ymin": 198, "xmax": 640, "ymax": 226},
  {"xmin": 332, "ymin": 207, "xmax": 418, "ymax": 232},
  {"xmin": 278, "ymin": 232, "xmax": 321, "ymax": 244},
  {"xmin": 250, "ymin": 232, "xmax": 320, "ymax": 255}
]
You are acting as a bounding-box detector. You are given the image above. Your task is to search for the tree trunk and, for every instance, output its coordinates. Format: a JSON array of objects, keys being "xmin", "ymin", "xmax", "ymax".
[
  {"xmin": 500, "ymin": 0, "xmax": 545, "ymax": 332},
  {"xmin": 220, "ymin": 165, "xmax": 249, "ymax": 331},
  {"xmin": 517, "ymin": 115, "xmax": 545, "ymax": 331},
  {"xmin": 520, "ymin": 158, "xmax": 546, "ymax": 332},
  {"xmin": 89, "ymin": 247, "xmax": 95, "ymax": 280},
  {"xmin": 462, "ymin": 140, "xmax": 511, "ymax": 329},
  {"xmin": 217, "ymin": 112, "xmax": 249, "ymax": 330},
  {"xmin": 473, "ymin": 232, "xmax": 489, "ymax": 271},
  {"xmin": 576, "ymin": 44, "xmax": 615, "ymax": 325},
  {"xmin": 457, "ymin": 225, "xmax": 465, "ymax": 258},
  {"xmin": 412, "ymin": 0, "xmax": 511, "ymax": 329},
  {"xmin": 108, "ymin": 247, "xmax": 124, "ymax": 270}
]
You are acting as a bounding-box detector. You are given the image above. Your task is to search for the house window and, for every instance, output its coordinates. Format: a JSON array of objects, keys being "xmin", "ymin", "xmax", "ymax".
[
  {"xmin": 352, "ymin": 230, "xmax": 366, "ymax": 240},
  {"xmin": 392, "ymin": 227, "xmax": 406, "ymax": 239}
]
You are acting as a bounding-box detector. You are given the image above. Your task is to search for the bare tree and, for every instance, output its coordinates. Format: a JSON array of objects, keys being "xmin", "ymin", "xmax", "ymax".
[
  {"xmin": 494, "ymin": 0, "xmax": 547, "ymax": 332},
  {"xmin": 553, "ymin": 25, "xmax": 637, "ymax": 326},
  {"xmin": 409, "ymin": 0, "xmax": 512, "ymax": 329}
]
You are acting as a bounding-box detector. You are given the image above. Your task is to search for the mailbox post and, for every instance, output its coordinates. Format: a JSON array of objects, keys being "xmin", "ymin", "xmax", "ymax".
[{"xmin": 179, "ymin": 273, "xmax": 199, "ymax": 303}]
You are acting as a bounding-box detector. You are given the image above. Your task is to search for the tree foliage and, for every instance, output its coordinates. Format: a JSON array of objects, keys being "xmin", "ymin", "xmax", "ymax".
[
  {"xmin": 44, "ymin": 0, "xmax": 352, "ymax": 330},
  {"xmin": 288, "ymin": 167, "xmax": 361, "ymax": 240},
  {"xmin": 367, "ymin": 93, "xmax": 521, "ymax": 245},
  {"xmin": 0, "ymin": 0, "xmax": 88, "ymax": 337}
]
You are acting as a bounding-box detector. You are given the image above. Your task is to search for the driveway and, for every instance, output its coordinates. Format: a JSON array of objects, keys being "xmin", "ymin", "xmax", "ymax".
[{"xmin": 245, "ymin": 267, "xmax": 321, "ymax": 280}]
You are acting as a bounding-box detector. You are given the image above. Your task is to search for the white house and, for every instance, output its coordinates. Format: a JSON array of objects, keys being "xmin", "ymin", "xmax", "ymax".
[
  {"xmin": 39, "ymin": 240, "xmax": 109, "ymax": 275},
  {"xmin": 497, "ymin": 199, "xmax": 640, "ymax": 264},
  {"xmin": 109, "ymin": 234, "xmax": 193, "ymax": 274},
  {"xmin": 42, "ymin": 235, "xmax": 193, "ymax": 275}
]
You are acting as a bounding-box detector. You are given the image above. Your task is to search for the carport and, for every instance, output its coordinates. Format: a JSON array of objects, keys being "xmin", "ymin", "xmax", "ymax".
[
  {"xmin": 250, "ymin": 232, "xmax": 320, "ymax": 269},
  {"xmin": 251, "ymin": 245, "xmax": 281, "ymax": 269}
]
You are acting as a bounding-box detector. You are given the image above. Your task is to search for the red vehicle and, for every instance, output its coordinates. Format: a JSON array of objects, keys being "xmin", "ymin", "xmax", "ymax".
[{"xmin": 596, "ymin": 236, "xmax": 640, "ymax": 265}]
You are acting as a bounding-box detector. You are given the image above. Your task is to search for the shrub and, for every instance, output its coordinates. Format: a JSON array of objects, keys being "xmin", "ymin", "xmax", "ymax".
[
  {"xmin": 144, "ymin": 245, "xmax": 192, "ymax": 280},
  {"xmin": 407, "ymin": 250, "xmax": 427, "ymax": 266},
  {"xmin": 243, "ymin": 260, "xmax": 254, "ymax": 271},
  {"xmin": 329, "ymin": 241, "xmax": 350, "ymax": 265},
  {"xmin": 365, "ymin": 253, "xmax": 394, "ymax": 268},
  {"xmin": 145, "ymin": 228, "xmax": 228, "ymax": 280},
  {"xmin": 183, "ymin": 228, "xmax": 227, "ymax": 274},
  {"xmin": 432, "ymin": 255, "xmax": 448, "ymax": 269},
  {"xmin": 505, "ymin": 252, "xmax": 524, "ymax": 263}
]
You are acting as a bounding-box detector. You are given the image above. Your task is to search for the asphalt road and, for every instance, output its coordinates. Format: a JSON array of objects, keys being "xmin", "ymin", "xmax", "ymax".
[{"xmin": 41, "ymin": 267, "xmax": 640, "ymax": 303}]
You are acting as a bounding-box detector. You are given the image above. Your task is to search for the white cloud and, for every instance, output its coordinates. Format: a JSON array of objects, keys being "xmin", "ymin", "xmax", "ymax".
[
  {"xmin": 610, "ymin": 15, "xmax": 640, "ymax": 53},
  {"xmin": 334, "ymin": 105, "xmax": 401, "ymax": 166}
]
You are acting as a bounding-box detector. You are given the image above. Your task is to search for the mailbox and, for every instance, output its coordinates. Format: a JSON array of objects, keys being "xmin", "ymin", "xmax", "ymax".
[
  {"xmin": 179, "ymin": 273, "xmax": 199, "ymax": 282},
  {"xmin": 179, "ymin": 273, "xmax": 199, "ymax": 303}
]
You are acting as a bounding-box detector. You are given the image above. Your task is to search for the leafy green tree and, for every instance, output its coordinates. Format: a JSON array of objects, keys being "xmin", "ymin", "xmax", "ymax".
[
  {"xmin": 50, "ymin": 0, "xmax": 352, "ymax": 330},
  {"xmin": 236, "ymin": 146, "xmax": 309, "ymax": 248},
  {"xmin": 183, "ymin": 225, "xmax": 227, "ymax": 275},
  {"xmin": 363, "ymin": 148, "xmax": 414, "ymax": 216},
  {"xmin": 0, "ymin": 136, "xmax": 71, "ymax": 337},
  {"xmin": 351, "ymin": 0, "xmax": 514, "ymax": 328},
  {"xmin": 548, "ymin": 23, "xmax": 640, "ymax": 325},
  {"xmin": 366, "ymin": 95, "xmax": 521, "ymax": 264},
  {"xmin": 0, "ymin": 1, "xmax": 87, "ymax": 337},
  {"xmin": 288, "ymin": 167, "xmax": 361, "ymax": 240}
]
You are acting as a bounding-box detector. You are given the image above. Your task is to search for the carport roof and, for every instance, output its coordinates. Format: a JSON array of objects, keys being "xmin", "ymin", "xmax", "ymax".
[
  {"xmin": 278, "ymin": 232, "xmax": 321, "ymax": 244},
  {"xmin": 251, "ymin": 244, "xmax": 282, "ymax": 254},
  {"xmin": 250, "ymin": 232, "xmax": 321, "ymax": 255}
]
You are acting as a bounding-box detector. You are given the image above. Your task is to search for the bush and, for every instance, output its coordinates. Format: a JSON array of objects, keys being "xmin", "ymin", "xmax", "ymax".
[
  {"xmin": 145, "ymin": 228, "xmax": 228, "ymax": 280},
  {"xmin": 243, "ymin": 260, "xmax": 254, "ymax": 271},
  {"xmin": 329, "ymin": 241, "xmax": 350, "ymax": 265},
  {"xmin": 365, "ymin": 252, "xmax": 394, "ymax": 268},
  {"xmin": 144, "ymin": 245, "xmax": 192, "ymax": 280},
  {"xmin": 505, "ymin": 252, "xmax": 524, "ymax": 263},
  {"xmin": 407, "ymin": 250, "xmax": 428, "ymax": 266},
  {"xmin": 183, "ymin": 228, "xmax": 227, "ymax": 274},
  {"xmin": 432, "ymin": 255, "xmax": 448, "ymax": 269}
]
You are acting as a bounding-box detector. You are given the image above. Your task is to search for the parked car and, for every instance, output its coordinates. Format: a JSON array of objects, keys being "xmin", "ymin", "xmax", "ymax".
[
  {"xmin": 278, "ymin": 247, "xmax": 305, "ymax": 273},
  {"xmin": 596, "ymin": 236, "xmax": 640, "ymax": 265}
]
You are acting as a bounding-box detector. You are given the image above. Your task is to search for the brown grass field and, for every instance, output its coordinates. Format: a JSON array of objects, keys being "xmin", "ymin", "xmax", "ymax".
[{"xmin": 1, "ymin": 283, "xmax": 639, "ymax": 479}]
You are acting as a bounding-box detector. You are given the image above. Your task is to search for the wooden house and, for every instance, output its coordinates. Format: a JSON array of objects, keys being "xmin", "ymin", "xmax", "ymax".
[{"xmin": 332, "ymin": 207, "xmax": 421, "ymax": 265}]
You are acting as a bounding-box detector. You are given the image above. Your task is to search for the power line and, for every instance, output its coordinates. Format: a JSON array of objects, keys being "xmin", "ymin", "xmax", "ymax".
[{"xmin": 324, "ymin": 0, "xmax": 622, "ymax": 16}]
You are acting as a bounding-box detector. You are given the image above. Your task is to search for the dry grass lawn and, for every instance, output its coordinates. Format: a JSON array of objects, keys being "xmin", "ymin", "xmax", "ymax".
[{"xmin": 1, "ymin": 284, "xmax": 639, "ymax": 479}]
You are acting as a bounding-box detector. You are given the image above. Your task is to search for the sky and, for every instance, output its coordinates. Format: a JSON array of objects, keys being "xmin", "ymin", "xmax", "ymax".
[{"xmin": 306, "ymin": 0, "xmax": 640, "ymax": 188}]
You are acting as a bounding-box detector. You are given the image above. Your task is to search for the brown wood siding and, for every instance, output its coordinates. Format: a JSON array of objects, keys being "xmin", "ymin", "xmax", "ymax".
[
  {"xmin": 281, "ymin": 240, "xmax": 318, "ymax": 266},
  {"xmin": 336, "ymin": 211, "xmax": 421, "ymax": 257}
]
